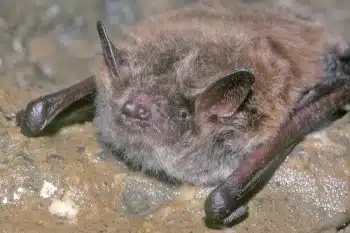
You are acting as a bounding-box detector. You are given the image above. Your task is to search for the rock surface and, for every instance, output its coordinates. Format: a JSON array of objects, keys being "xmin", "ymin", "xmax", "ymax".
[{"xmin": 0, "ymin": 0, "xmax": 349, "ymax": 232}]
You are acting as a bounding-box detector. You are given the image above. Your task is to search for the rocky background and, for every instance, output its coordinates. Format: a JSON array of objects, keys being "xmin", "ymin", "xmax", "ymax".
[{"xmin": 0, "ymin": 0, "xmax": 349, "ymax": 232}]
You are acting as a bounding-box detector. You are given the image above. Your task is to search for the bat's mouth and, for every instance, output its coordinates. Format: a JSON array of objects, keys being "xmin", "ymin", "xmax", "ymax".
[
  {"xmin": 119, "ymin": 113, "xmax": 151, "ymax": 129},
  {"xmin": 116, "ymin": 112, "xmax": 172, "ymax": 144}
]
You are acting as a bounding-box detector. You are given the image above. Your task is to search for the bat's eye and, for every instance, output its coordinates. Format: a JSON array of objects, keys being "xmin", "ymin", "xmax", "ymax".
[
  {"xmin": 179, "ymin": 108, "xmax": 190, "ymax": 119},
  {"xmin": 169, "ymin": 94, "xmax": 193, "ymax": 121}
]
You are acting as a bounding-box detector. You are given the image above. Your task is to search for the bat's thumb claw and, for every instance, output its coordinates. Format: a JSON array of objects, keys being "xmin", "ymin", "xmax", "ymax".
[
  {"xmin": 204, "ymin": 186, "xmax": 232, "ymax": 223},
  {"xmin": 16, "ymin": 97, "xmax": 49, "ymax": 136},
  {"xmin": 204, "ymin": 186, "xmax": 249, "ymax": 227}
]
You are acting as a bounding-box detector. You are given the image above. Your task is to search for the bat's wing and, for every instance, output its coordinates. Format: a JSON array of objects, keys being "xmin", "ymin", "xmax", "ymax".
[
  {"xmin": 204, "ymin": 77, "xmax": 350, "ymax": 227},
  {"xmin": 16, "ymin": 76, "xmax": 96, "ymax": 137}
]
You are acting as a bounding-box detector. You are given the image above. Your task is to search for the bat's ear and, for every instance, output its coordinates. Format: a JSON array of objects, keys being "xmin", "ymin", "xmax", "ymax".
[
  {"xmin": 195, "ymin": 69, "xmax": 255, "ymax": 123},
  {"xmin": 96, "ymin": 21, "xmax": 123, "ymax": 77}
]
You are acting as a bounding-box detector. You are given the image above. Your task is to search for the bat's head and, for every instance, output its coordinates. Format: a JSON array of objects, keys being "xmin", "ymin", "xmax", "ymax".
[{"xmin": 94, "ymin": 21, "xmax": 257, "ymax": 184}]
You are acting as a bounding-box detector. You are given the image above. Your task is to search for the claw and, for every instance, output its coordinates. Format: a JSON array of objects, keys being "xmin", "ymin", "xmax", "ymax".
[
  {"xmin": 16, "ymin": 97, "xmax": 51, "ymax": 136},
  {"xmin": 16, "ymin": 76, "xmax": 96, "ymax": 137}
]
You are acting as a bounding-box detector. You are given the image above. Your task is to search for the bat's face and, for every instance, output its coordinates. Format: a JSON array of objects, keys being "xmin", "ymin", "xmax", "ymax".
[
  {"xmin": 99, "ymin": 67, "xmax": 197, "ymax": 148},
  {"xmin": 94, "ymin": 22, "xmax": 258, "ymax": 184}
]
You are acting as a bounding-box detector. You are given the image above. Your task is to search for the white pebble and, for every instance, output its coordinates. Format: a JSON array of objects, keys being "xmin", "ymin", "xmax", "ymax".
[
  {"xmin": 40, "ymin": 180, "xmax": 57, "ymax": 198},
  {"xmin": 49, "ymin": 198, "xmax": 78, "ymax": 220},
  {"xmin": 13, "ymin": 192, "xmax": 20, "ymax": 200}
]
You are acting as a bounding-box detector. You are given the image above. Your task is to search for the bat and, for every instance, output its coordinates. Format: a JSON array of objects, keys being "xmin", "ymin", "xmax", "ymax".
[{"xmin": 15, "ymin": 0, "xmax": 350, "ymax": 228}]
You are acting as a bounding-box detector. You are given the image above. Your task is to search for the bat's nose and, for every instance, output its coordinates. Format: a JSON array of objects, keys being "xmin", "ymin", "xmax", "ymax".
[{"xmin": 122, "ymin": 101, "xmax": 151, "ymax": 120}]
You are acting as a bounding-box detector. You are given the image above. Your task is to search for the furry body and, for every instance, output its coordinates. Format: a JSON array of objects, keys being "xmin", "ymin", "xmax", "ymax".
[{"xmin": 94, "ymin": 1, "xmax": 346, "ymax": 185}]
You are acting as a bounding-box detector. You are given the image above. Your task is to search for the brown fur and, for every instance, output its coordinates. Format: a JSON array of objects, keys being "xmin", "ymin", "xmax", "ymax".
[{"xmin": 94, "ymin": 1, "xmax": 345, "ymax": 185}]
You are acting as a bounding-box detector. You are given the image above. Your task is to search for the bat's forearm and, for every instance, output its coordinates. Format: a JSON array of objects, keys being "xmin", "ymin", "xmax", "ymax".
[{"xmin": 16, "ymin": 75, "xmax": 96, "ymax": 136}]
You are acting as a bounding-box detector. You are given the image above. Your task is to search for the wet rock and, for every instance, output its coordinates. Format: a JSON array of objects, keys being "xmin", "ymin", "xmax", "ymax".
[{"xmin": 120, "ymin": 175, "xmax": 176, "ymax": 216}]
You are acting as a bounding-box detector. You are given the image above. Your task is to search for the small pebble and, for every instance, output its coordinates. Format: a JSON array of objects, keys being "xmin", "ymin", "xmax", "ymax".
[
  {"xmin": 121, "ymin": 175, "xmax": 175, "ymax": 215},
  {"xmin": 36, "ymin": 62, "xmax": 54, "ymax": 78},
  {"xmin": 76, "ymin": 145, "xmax": 85, "ymax": 153},
  {"xmin": 45, "ymin": 4, "xmax": 60, "ymax": 19},
  {"xmin": 49, "ymin": 197, "xmax": 78, "ymax": 220},
  {"xmin": 12, "ymin": 37, "xmax": 23, "ymax": 53},
  {"xmin": 15, "ymin": 73, "xmax": 28, "ymax": 88},
  {"xmin": 40, "ymin": 180, "xmax": 57, "ymax": 198}
]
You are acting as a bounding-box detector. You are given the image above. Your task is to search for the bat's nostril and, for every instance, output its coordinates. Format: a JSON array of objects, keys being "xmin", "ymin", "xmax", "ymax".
[
  {"xmin": 137, "ymin": 105, "xmax": 151, "ymax": 120},
  {"xmin": 122, "ymin": 101, "xmax": 151, "ymax": 120},
  {"xmin": 122, "ymin": 101, "xmax": 136, "ymax": 117}
]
